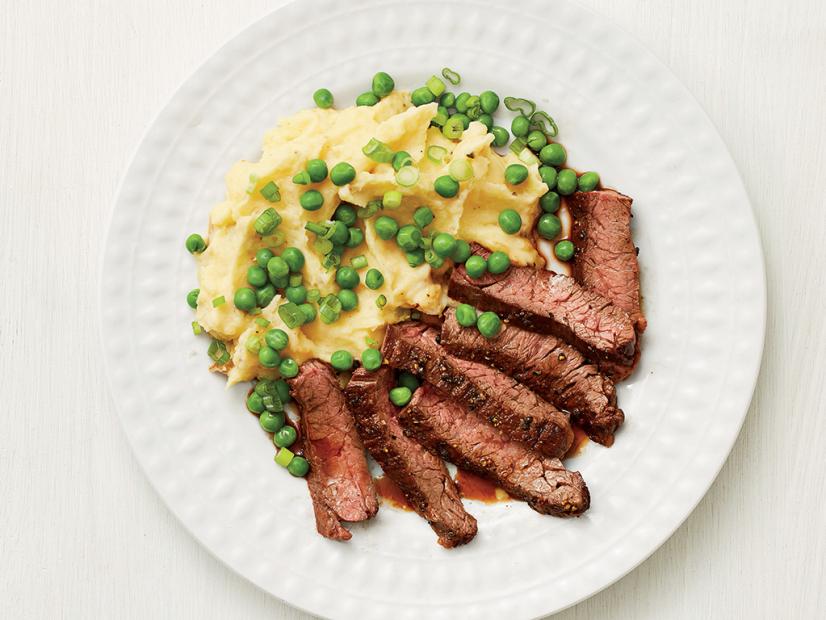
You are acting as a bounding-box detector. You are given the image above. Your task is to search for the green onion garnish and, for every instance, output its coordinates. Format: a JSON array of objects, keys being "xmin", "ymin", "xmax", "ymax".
[
  {"xmin": 322, "ymin": 252, "xmax": 341, "ymax": 270},
  {"xmin": 441, "ymin": 67, "xmax": 461, "ymax": 85},
  {"xmin": 375, "ymin": 294, "xmax": 387, "ymax": 308},
  {"xmin": 265, "ymin": 230, "xmax": 286, "ymax": 247},
  {"xmin": 357, "ymin": 199, "xmax": 382, "ymax": 219},
  {"xmin": 292, "ymin": 171, "xmax": 311, "ymax": 185},
  {"xmin": 431, "ymin": 110, "xmax": 449, "ymax": 127},
  {"xmin": 448, "ymin": 158, "xmax": 474, "ymax": 182},
  {"xmin": 275, "ymin": 447, "xmax": 294, "ymax": 467},
  {"xmin": 212, "ymin": 296, "xmax": 226, "ymax": 307},
  {"xmin": 305, "ymin": 221, "xmax": 328, "ymax": 236},
  {"xmin": 278, "ymin": 302, "xmax": 306, "ymax": 329},
  {"xmin": 362, "ymin": 138, "xmax": 395, "ymax": 163},
  {"xmin": 531, "ymin": 111, "xmax": 558, "ymax": 138},
  {"xmin": 425, "ymin": 249, "xmax": 445, "ymax": 269},
  {"xmin": 245, "ymin": 174, "xmax": 258, "ymax": 195},
  {"xmin": 426, "ymin": 75, "xmax": 446, "ymax": 97},
  {"xmin": 504, "ymin": 96, "xmax": 536, "ymax": 117},
  {"xmin": 254, "ymin": 208, "xmax": 281, "ymax": 236},
  {"xmin": 260, "ymin": 181, "xmax": 281, "ymax": 202},
  {"xmin": 365, "ymin": 336, "xmax": 378, "ymax": 347},
  {"xmin": 319, "ymin": 294, "xmax": 343, "ymax": 324},
  {"xmin": 191, "ymin": 321, "xmax": 202, "ymax": 335},
  {"xmin": 313, "ymin": 238, "xmax": 334, "ymax": 255},
  {"xmin": 306, "ymin": 288, "xmax": 321, "ymax": 303},
  {"xmin": 442, "ymin": 117, "xmax": 464, "ymax": 140},
  {"xmin": 207, "ymin": 339, "xmax": 231, "ymax": 365},
  {"xmin": 518, "ymin": 148, "xmax": 539, "ymax": 166},
  {"xmin": 245, "ymin": 336, "xmax": 262, "ymax": 353},
  {"xmin": 395, "ymin": 166, "xmax": 419, "ymax": 187},
  {"xmin": 254, "ymin": 317, "xmax": 270, "ymax": 328},
  {"xmin": 351, "ymin": 255, "xmax": 368, "ymax": 270},
  {"xmin": 288, "ymin": 273, "xmax": 303, "ymax": 287},
  {"xmin": 427, "ymin": 145, "xmax": 448, "ymax": 163},
  {"xmin": 509, "ymin": 137, "xmax": 528, "ymax": 155},
  {"xmin": 383, "ymin": 190, "xmax": 402, "ymax": 209}
]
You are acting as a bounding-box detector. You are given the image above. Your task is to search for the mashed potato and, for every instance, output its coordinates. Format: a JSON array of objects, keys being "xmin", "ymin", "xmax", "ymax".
[{"xmin": 194, "ymin": 92, "xmax": 546, "ymax": 385}]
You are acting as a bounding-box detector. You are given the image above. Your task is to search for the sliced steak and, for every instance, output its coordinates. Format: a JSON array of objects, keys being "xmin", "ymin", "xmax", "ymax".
[
  {"xmin": 382, "ymin": 322, "xmax": 574, "ymax": 458},
  {"xmin": 448, "ymin": 246, "xmax": 636, "ymax": 366},
  {"xmin": 400, "ymin": 385, "xmax": 590, "ymax": 517},
  {"xmin": 345, "ymin": 367, "xmax": 477, "ymax": 548},
  {"xmin": 289, "ymin": 360, "xmax": 378, "ymax": 541},
  {"xmin": 568, "ymin": 190, "xmax": 646, "ymax": 333},
  {"xmin": 441, "ymin": 309, "xmax": 624, "ymax": 446}
]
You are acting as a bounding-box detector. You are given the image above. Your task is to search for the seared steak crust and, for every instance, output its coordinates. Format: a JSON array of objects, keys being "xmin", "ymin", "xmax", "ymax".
[
  {"xmin": 345, "ymin": 367, "xmax": 477, "ymax": 548},
  {"xmin": 289, "ymin": 360, "xmax": 378, "ymax": 541},
  {"xmin": 400, "ymin": 385, "xmax": 590, "ymax": 517},
  {"xmin": 382, "ymin": 322, "xmax": 574, "ymax": 458}
]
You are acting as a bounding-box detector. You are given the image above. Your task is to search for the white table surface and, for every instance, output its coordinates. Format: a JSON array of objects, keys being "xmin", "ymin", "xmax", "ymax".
[{"xmin": 2, "ymin": 0, "xmax": 825, "ymax": 618}]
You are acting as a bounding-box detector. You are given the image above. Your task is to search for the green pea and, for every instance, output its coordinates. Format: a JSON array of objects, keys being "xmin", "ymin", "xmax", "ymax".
[
  {"xmin": 440, "ymin": 92, "xmax": 456, "ymax": 108},
  {"xmin": 526, "ymin": 130, "xmax": 547, "ymax": 152},
  {"xmin": 451, "ymin": 113, "xmax": 470, "ymax": 129},
  {"xmin": 578, "ymin": 171, "xmax": 600, "ymax": 192},
  {"xmin": 333, "ymin": 204, "xmax": 357, "ymax": 226},
  {"xmin": 330, "ymin": 350, "xmax": 354, "ymax": 371},
  {"xmin": 455, "ymin": 92, "xmax": 471, "ymax": 112},
  {"xmin": 511, "ymin": 115, "xmax": 530, "ymax": 138},
  {"xmin": 234, "ymin": 287, "xmax": 257, "ymax": 312},
  {"xmin": 432, "ymin": 232, "xmax": 456, "ymax": 257},
  {"xmin": 186, "ymin": 288, "xmax": 199, "ymax": 309},
  {"xmin": 477, "ymin": 113, "xmax": 493, "ymax": 131},
  {"xmin": 246, "ymin": 392, "xmax": 265, "ymax": 414},
  {"xmin": 389, "ymin": 386, "xmax": 412, "ymax": 407},
  {"xmin": 477, "ymin": 311, "xmax": 501, "ymax": 338},
  {"xmin": 335, "ymin": 266, "xmax": 360, "ymax": 289},
  {"xmin": 279, "ymin": 357, "xmax": 299, "ymax": 378},
  {"xmin": 425, "ymin": 250, "xmax": 445, "ymax": 269},
  {"xmin": 498, "ymin": 209, "xmax": 522, "ymax": 235},
  {"xmin": 405, "ymin": 249, "xmax": 425, "ymax": 267},
  {"xmin": 537, "ymin": 213, "xmax": 562, "ymax": 240},
  {"xmin": 259, "ymin": 411, "xmax": 285, "ymax": 433},
  {"xmin": 298, "ymin": 303, "xmax": 317, "ymax": 323},
  {"xmin": 255, "ymin": 248, "xmax": 274, "ymax": 268},
  {"xmin": 487, "ymin": 251, "xmax": 510, "ymax": 274},
  {"xmin": 505, "ymin": 164, "xmax": 529, "ymax": 185},
  {"xmin": 299, "ymin": 189, "xmax": 324, "ymax": 211},
  {"xmin": 274, "ymin": 379, "xmax": 291, "ymax": 403},
  {"xmin": 539, "ymin": 143, "xmax": 567, "ymax": 167},
  {"xmin": 397, "ymin": 371, "xmax": 420, "ymax": 392},
  {"xmin": 455, "ymin": 303, "xmax": 478, "ymax": 327},
  {"xmin": 256, "ymin": 284, "xmax": 276, "ymax": 308},
  {"xmin": 329, "ymin": 161, "xmax": 356, "ymax": 186},
  {"xmin": 540, "ymin": 191, "xmax": 561, "ymax": 213},
  {"xmin": 356, "ymin": 92, "xmax": 379, "ymax": 106},
  {"xmin": 479, "ymin": 90, "xmax": 500, "ymax": 114},
  {"xmin": 287, "ymin": 455, "xmax": 310, "ymax": 477},
  {"xmin": 371, "ymin": 71, "xmax": 395, "ymax": 98},
  {"xmin": 328, "ymin": 220, "xmax": 349, "ymax": 245},
  {"xmin": 267, "ymin": 256, "xmax": 289, "ymax": 281},
  {"xmin": 185, "ymin": 233, "xmax": 206, "ymax": 254},
  {"xmin": 338, "ymin": 289, "xmax": 358, "ymax": 311},
  {"xmin": 434, "ymin": 175, "xmax": 460, "ymax": 198},
  {"xmin": 491, "ymin": 126, "xmax": 509, "ymax": 148},
  {"xmin": 413, "ymin": 206, "xmax": 434, "ymax": 229},
  {"xmin": 306, "ymin": 159, "xmax": 328, "ymax": 183},
  {"xmin": 274, "ymin": 425, "xmax": 297, "ymax": 448},
  {"xmin": 375, "ymin": 216, "xmax": 399, "ymax": 240},
  {"xmin": 556, "ymin": 169, "xmax": 578, "ymax": 196},
  {"xmin": 247, "ymin": 266, "xmax": 268, "ymax": 288},
  {"xmin": 361, "ymin": 348, "xmax": 382, "ymax": 371},
  {"xmin": 365, "ymin": 268, "xmax": 384, "ymax": 290},
  {"xmin": 346, "ymin": 227, "xmax": 364, "ymax": 248},
  {"xmin": 450, "ymin": 239, "xmax": 471, "ymax": 263},
  {"xmin": 279, "ymin": 247, "xmax": 303, "ymax": 273},
  {"xmin": 464, "ymin": 255, "xmax": 487, "ymax": 279},
  {"xmin": 539, "ymin": 166, "xmax": 557, "ymax": 190},
  {"xmin": 258, "ymin": 346, "xmax": 281, "ymax": 368},
  {"xmin": 392, "ymin": 151, "xmax": 413, "ymax": 172},
  {"xmin": 396, "ymin": 225, "xmax": 422, "ymax": 252},
  {"xmin": 285, "ymin": 285, "xmax": 307, "ymax": 304},
  {"xmin": 555, "ymin": 240, "xmax": 575, "ymax": 262},
  {"xmin": 313, "ymin": 88, "xmax": 333, "ymax": 109},
  {"xmin": 411, "ymin": 86, "xmax": 435, "ymax": 106},
  {"xmin": 264, "ymin": 328, "xmax": 289, "ymax": 351}
]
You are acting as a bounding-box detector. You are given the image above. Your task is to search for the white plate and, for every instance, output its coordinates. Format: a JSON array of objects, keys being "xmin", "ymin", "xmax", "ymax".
[{"xmin": 100, "ymin": 0, "xmax": 766, "ymax": 617}]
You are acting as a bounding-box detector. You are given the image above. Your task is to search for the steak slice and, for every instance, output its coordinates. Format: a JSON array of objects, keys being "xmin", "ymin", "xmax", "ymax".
[
  {"xmin": 441, "ymin": 309, "xmax": 624, "ymax": 446},
  {"xmin": 345, "ymin": 367, "xmax": 477, "ymax": 548},
  {"xmin": 568, "ymin": 190, "xmax": 646, "ymax": 333},
  {"xmin": 400, "ymin": 385, "xmax": 590, "ymax": 517},
  {"xmin": 289, "ymin": 360, "xmax": 378, "ymax": 541},
  {"xmin": 382, "ymin": 322, "xmax": 574, "ymax": 458},
  {"xmin": 448, "ymin": 246, "xmax": 636, "ymax": 365}
]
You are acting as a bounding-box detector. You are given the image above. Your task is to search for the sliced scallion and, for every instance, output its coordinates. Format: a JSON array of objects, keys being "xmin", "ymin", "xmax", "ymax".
[
  {"xmin": 305, "ymin": 221, "xmax": 328, "ymax": 236},
  {"xmin": 442, "ymin": 117, "xmax": 464, "ymax": 140},
  {"xmin": 212, "ymin": 296, "xmax": 226, "ymax": 307},
  {"xmin": 427, "ymin": 145, "xmax": 448, "ymax": 164},
  {"xmin": 254, "ymin": 208, "xmax": 281, "ymax": 236},
  {"xmin": 275, "ymin": 447, "xmax": 294, "ymax": 467},
  {"xmin": 207, "ymin": 340, "xmax": 231, "ymax": 365},
  {"xmin": 351, "ymin": 255, "xmax": 368, "ymax": 270},
  {"xmin": 260, "ymin": 181, "xmax": 281, "ymax": 202},
  {"xmin": 441, "ymin": 67, "xmax": 461, "ymax": 85},
  {"xmin": 245, "ymin": 336, "xmax": 262, "ymax": 353},
  {"xmin": 254, "ymin": 317, "xmax": 270, "ymax": 328},
  {"xmin": 395, "ymin": 166, "xmax": 420, "ymax": 187},
  {"xmin": 375, "ymin": 294, "xmax": 387, "ymax": 308},
  {"xmin": 509, "ymin": 137, "xmax": 528, "ymax": 155},
  {"xmin": 306, "ymin": 288, "xmax": 321, "ymax": 303},
  {"xmin": 191, "ymin": 321, "xmax": 202, "ymax": 335},
  {"xmin": 362, "ymin": 138, "xmax": 395, "ymax": 163},
  {"xmin": 448, "ymin": 158, "xmax": 474, "ymax": 182},
  {"xmin": 313, "ymin": 238, "xmax": 334, "ymax": 255},
  {"xmin": 319, "ymin": 294, "xmax": 343, "ymax": 324},
  {"xmin": 518, "ymin": 148, "xmax": 540, "ymax": 166},
  {"xmin": 503, "ymin": 96, "xmax": 537, "ymax": 117},
  {"xmin": 278, "ymin": 302, "xmax": 306, "ymax": 329},
  {"xmin": 357, "ymin": 199, "xmax": 382, "ymax": 219},
  {"xmin": 530, "ymin": 111, "xmax": 559, "ymax": 138},
  {"xmin": 427, "ymin": 75, "xmax": 446, "ymax": 96}
]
